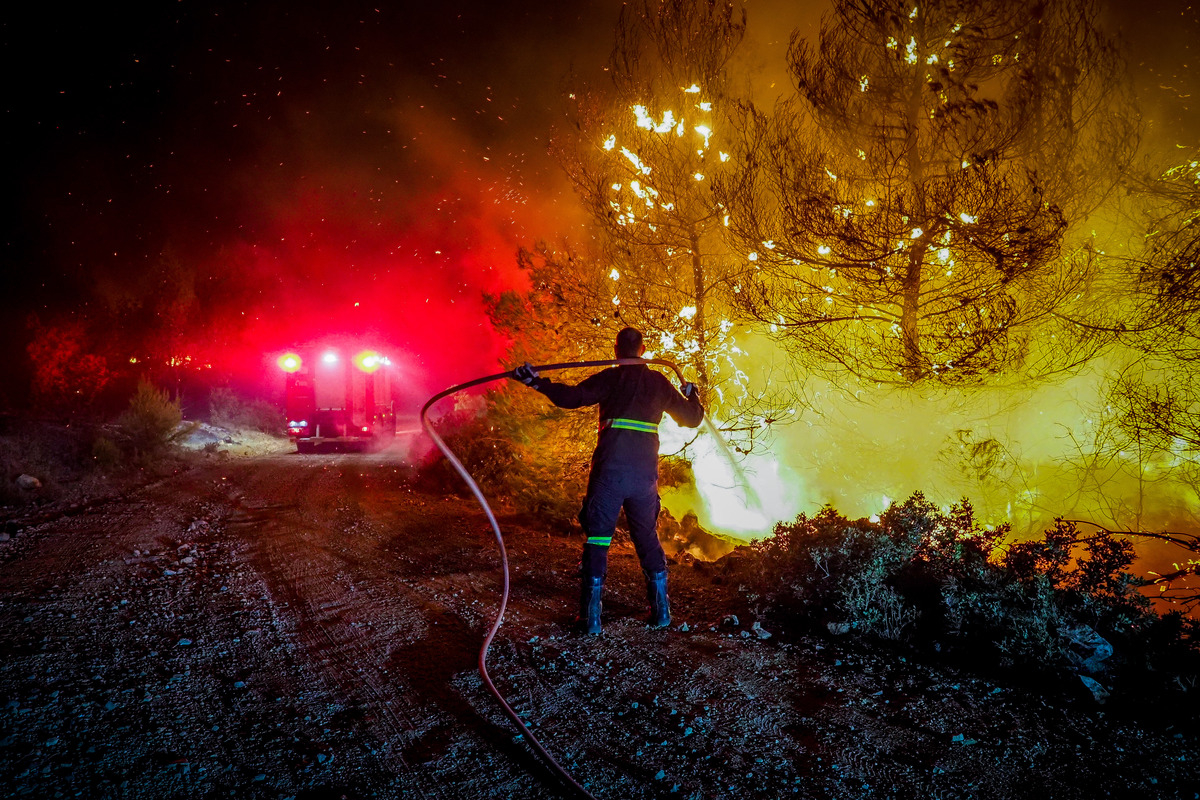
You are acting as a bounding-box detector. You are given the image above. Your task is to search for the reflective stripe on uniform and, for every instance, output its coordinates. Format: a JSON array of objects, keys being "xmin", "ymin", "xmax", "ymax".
[
  {"xmin": 586, "ymin": 536, "xmax": 613, "ymax": 546},
  {"xmin": 599, "ymin": 417, "xmax": 658, "ymax": 434}
]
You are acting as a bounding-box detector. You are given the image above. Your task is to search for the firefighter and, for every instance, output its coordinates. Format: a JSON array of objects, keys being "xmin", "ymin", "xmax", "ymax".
[{"xmin": 511, "ymin": 327, "xmax": 703, "ymax": 634}]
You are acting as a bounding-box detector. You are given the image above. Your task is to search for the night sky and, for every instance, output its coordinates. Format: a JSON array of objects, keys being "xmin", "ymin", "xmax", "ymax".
[{"xmin": 4, "ymin": 0, "xmax": 1198, "ymax": 404}]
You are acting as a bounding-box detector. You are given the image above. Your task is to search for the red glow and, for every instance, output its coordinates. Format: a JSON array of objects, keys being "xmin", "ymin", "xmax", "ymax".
[{"xmin": 197, "ymin": 115, "xmax": 584, "ymax": 412}]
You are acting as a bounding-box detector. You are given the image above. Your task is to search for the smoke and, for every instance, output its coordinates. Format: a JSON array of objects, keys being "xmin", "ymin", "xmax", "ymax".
[{"xmin": 664, "ymin": 330, "xmax": 1198, "ymax": 597}]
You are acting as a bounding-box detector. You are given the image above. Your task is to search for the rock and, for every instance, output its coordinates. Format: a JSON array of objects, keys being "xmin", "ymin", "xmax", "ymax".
[
  {"xmin": 1079, "ymin": 675, "xmax": 1110, "ymax": 704},
  {"xmin": 1064, "ymin": 624, "xmax": 1113, "ymax": 673},
  {"xmin": 751, "ymin": 621, "xmax": 772, "ymax": 640},
  {"xmin": 187, "ymin": 520, "xmax": 210, "ymax": 535},
  {"xmin": 178, "ymin": 639, "xmax": 193, "ymax": 646},
  {"xmin": 827, "ymin": 622, "xmax": 852, "ymax": 636},
  {"xmin": 16, "ymin": 474, "xmax": 41, "ymax": 491},
  {"xmin": 0, "ymin": 533, "xmax": 10, "ymax": 543},
  {"xmin": 721, "ymin": 615, "xmax": 739, "ymax": 628}
]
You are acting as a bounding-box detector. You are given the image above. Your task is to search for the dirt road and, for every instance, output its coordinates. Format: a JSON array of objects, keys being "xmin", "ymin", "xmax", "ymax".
[{"xmin": 1, "ymin": 453, "xmax": 1195, "ymax": 799}]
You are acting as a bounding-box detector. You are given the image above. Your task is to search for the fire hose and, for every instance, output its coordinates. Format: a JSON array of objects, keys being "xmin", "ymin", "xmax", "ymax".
[{"xmin": 419, "ymin": 357, "xmax": 693, "ymax": 800}]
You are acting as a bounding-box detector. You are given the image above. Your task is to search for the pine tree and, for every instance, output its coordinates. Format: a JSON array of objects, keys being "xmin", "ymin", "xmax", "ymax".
[
  {"xmin": 552, "ymin": 0, "xmax": 798, "ymax": 451},
  {"xmin": 721, "ymin": 0, "xmax": 1134, "ymax": 385}
]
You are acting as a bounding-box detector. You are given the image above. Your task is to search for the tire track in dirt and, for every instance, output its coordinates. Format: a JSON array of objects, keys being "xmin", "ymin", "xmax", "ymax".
[{"xmin": 219, "ymin": 456, "xmax": 562, "ymax": 798}]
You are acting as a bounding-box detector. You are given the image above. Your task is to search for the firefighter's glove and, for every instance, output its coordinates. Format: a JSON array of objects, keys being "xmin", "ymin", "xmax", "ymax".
[
  {"xmin": 681, "ymin": 382, "xmax": 698, "ymax": 399},
  {"xmin": 513, "ymin": 362, "xmax": 539, "ymax": 386}
]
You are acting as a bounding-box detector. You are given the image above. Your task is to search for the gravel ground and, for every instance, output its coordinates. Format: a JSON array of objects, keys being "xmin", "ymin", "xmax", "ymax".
[{"xmin": 1, "ymin": 449, "xmax": 1196, "ymax": 799}]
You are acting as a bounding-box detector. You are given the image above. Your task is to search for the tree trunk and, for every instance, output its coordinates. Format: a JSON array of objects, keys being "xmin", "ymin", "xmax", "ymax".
[{"xmin": 689, "ymin": 229, "xmax": 710, "ymax": 387}]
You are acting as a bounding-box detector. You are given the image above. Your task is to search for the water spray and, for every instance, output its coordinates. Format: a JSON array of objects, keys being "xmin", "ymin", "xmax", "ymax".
[{"xmin": 419, "ymin": 357, "xmax": 744, "ymax": 799}]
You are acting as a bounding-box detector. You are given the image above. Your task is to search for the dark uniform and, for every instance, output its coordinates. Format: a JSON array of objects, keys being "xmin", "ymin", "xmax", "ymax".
[{"xmin": 528, "ymin": 362, "xmax": 704, "ymax": 579}]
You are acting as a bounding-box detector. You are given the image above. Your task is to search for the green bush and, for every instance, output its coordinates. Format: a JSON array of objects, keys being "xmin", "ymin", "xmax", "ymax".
[
  {"xmin": 418, "ymin": 387, "xmax": 590, "ymax": 524},
  {"xmin": 118, "ymin": 381, "xmax": 182, "ymax": 456},
  {"xmin": 91, "ymin": 435, "xmax": 122, "ymax": 469},
  {"xmin": 209, "ymin": 388, "xmax": 280, "ymax": 432},
  {"xmin": 747, "ymin": 492, "xmax": 1198, "ymax": 700}
]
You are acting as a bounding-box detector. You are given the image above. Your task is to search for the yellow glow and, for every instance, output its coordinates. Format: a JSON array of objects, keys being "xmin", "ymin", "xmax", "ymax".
[
  {"xmin": 354, "ymin": 350, "xmax": 383, "ymax": 373},
  {"xmin": 719, "ymin": 151, "xmax": 730, "ymax": 162},
  {"xmin": 694, "ymin": 173, "xmax": 705, "ymax": 181},
  {"xmin": 747, "ymin": 252, "xmax": 758, "ymax": 261},
  {"xmin": 825, "ymin": 168, "xmax": 838, "ymax": 181},
  {"xmin": 906, "ymin": 37, "xmax": 918, "ymax": 64},
  {"xmin": 866, "ymin": 199, "xmax": 876, "ymax": 207},
  {"xmin": 660, "ymin": 420, "xmax": 802, "ymax": 537},
  {"xmin": 959, "ymin": 212, "xmax": 977, "ymax": 223},
  {"xmin": 698, "ymin": 101, "xmax": 712, "ymax": 111},
  {"xmin": 684, "ymin": 84, "xmax": 701, "ymax": 94},
  {"xmin": 818, "ymin": 244, "xmax": 832, "ymax": 255},
  {"xmin": 860, "ymin": 75, "xmax": 869, "ymax": 92},
  {"xmin": 278, "ymin": 353, "xmax": 302, "ymax": 373}
]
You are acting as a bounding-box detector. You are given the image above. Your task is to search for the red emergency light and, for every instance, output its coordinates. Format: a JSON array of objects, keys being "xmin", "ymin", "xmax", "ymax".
[
  {"xmin": 278, "ymin": 353, "xmax": 302, "ymax": 373},
  {"xmin": 354, "ymin": 350, "xmax": 383, "ymax": 373}
]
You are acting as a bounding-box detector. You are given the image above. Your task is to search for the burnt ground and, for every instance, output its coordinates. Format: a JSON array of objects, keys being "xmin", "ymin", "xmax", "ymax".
[{"xmin": 0, "ymin": 448, "xmax": 1197, "ymax": 799}]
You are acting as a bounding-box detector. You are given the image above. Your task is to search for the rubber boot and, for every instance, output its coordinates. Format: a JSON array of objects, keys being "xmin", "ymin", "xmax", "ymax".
[
  {"xmin": 579, "ymin": 575, "xmax": 604, "ymax": 635},
  {"xmin": 645, "ymin": 569, "xmax": 671, "ymax": 629}
]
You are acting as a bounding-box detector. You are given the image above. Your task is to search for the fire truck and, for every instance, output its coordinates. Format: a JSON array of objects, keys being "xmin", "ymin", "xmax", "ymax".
[{"xmin": 277, "ymin": 346, "xmax": 397, "ymax": 453}]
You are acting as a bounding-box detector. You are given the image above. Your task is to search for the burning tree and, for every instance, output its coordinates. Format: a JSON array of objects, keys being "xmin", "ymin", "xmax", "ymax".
[
  {"xmin": 26, "ymin": 313, "xmax": 112, "ymax": 415},
  {"xmin": 552, "ymin": 0, "xmax": 797, "ymax": 451},
  {"xmin": 720, "ymin": 0, "xmax": 1134, "ymax": 385},
  {"xmin": 1111, "ymin": 151, "xmax": 1200, "ymax": 457},
  {"xmin": 98, "ymin": 247, "xmax": 215, "ymax": 402}
]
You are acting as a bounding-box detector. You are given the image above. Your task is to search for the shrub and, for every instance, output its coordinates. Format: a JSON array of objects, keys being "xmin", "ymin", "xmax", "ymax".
[
  {"xmin": 209, "ymin": 388, "xmax": 280, "ymax": 433},
  {"xmin": 91, "ymin": 436, "xmax": 122, "ymax": 470},
  {"xmin": 118, "ymin": 381, "xmax": 182, "ymax": 456},
  {"xmin": 418, "ymin": 385, "xmax": 591, "ymax": 524},
  {"xmin": 746, "ymin": 492, "xmax": 1197, "ymax": 697}
]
